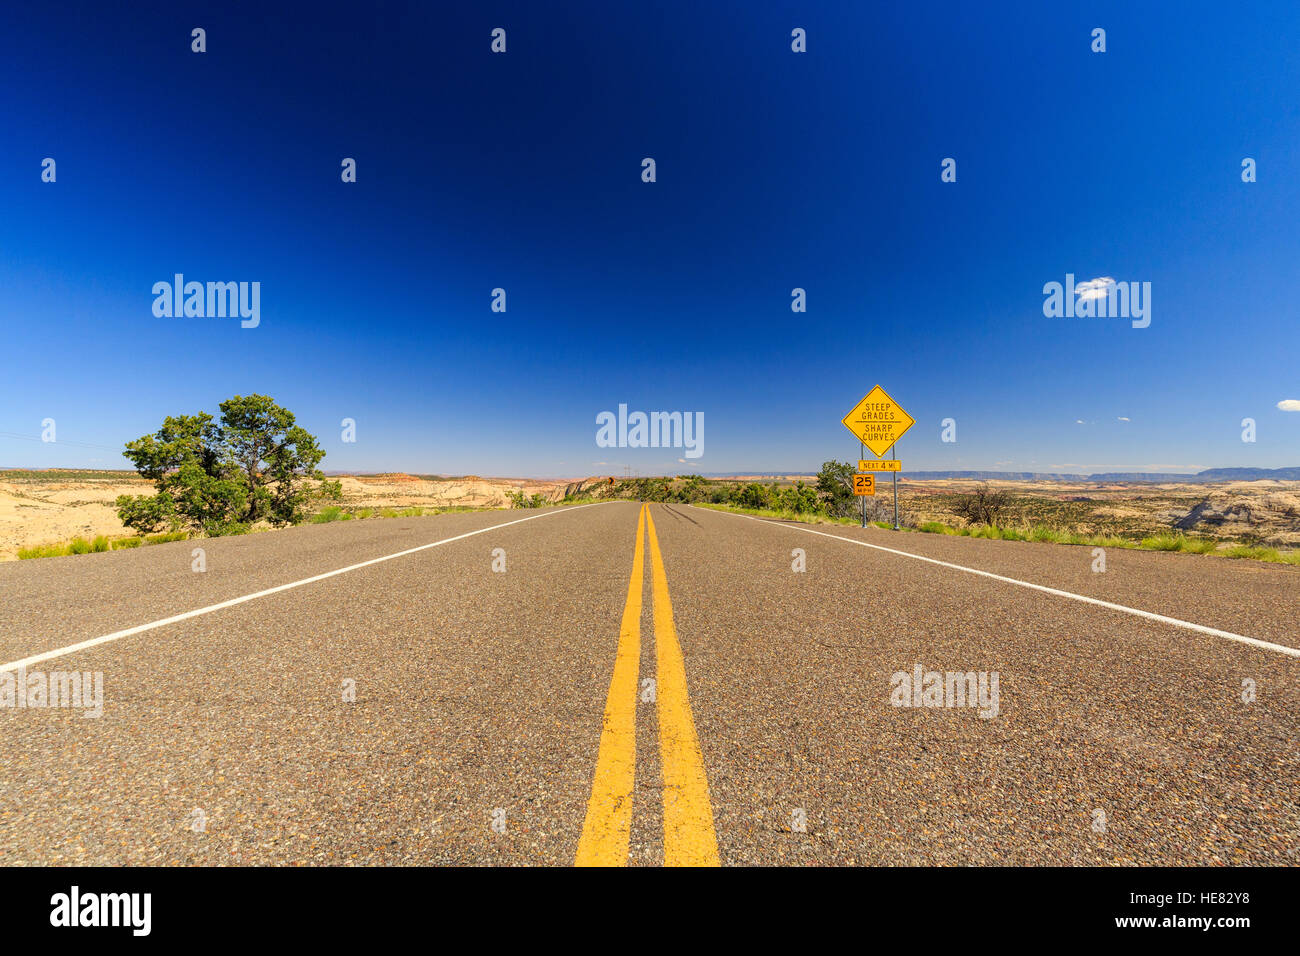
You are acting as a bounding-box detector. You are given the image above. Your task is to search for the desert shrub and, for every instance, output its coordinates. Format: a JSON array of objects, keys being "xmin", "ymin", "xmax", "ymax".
[
  {"xmin": 506, "ymin": 492, "xmax": 547, "ymax": 509},
  {"xmin": 951, "ymin": 484, "xmax": 1013, "ymax": 526},
  {"xmin": 733, "ymin": 482, "xmax": 775, "ymax": 510}
]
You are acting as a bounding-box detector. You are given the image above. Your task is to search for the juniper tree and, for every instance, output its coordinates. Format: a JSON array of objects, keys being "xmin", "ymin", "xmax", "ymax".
[{"xmin": 116, "ymin": 395, "xmax": 338, "ymax": 535}]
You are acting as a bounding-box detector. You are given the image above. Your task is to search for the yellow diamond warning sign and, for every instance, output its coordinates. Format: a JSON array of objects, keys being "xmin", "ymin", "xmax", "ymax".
[{"xmin": 842, "ymin": 385, "xmax": 914, "ymax": 458}]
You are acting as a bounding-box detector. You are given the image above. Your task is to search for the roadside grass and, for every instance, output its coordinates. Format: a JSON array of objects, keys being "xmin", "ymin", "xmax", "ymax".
[
  {"xmin": 935, "ymin": 524, "xmax": 1230, "ymax": 555},
  {"xmin": 310, "ymin": 503, "xmax": 495, "ymax": 522},
  {"xmin": 697, "ymin": 503, "xmax": 1299, "ymax": 565},
  {"xmin": 310, "ymin": 504, "xmax": 452, "ymax": 522},
  {"xmin": 1223, "ymin": 544, "xmax": 1283, "ymax": 561},
  {"xmin": 14, "ymin": 502, "xmax": 501, "ymax": 561},
  {"xmin": 21, "ymin": 535, "xmax": 113, "ymax": 558},
  {"xmin": 968, "ymin": 524, "xmax": 1020, "ymax": 540},
  {"xmin": 18, "ymin": 530, "xmax": 189, "ymax": 559},
  {"xmin": 694, "ymin": 502, "xmax": 863, "ymax": 527},
  {"xmin": 145, "ymin": 531, "xmax": 189, "ymax": 544},
  {"xmin": 1061, "ymin": 533, "xmax": 1133, "ymax": 549},
  {"xmin": 311, "ymin": 502, "xmax": 509, "ymax": 523},
  {"xmin": 16, "ymin": 542, "xmax": 74, "ymax": 559},
  {"xmin": 1178, "ymin": 537, "xmax": 1219, "ymax": 554}
]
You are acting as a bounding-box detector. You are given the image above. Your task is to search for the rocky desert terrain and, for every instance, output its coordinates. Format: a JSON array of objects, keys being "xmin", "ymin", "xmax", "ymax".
[
  {"xmin": 4, "ymin": 469, "xmax": 1299, "ymax": 561},
  {"xmin": 897, "ymin": 477, "xmax": 1300, "ymax": 547},
  {"xmin": 709, "ymin": 474, "xmax": 1300, "ymax": 546},
  {"xmin": 0, "ymin": 470, "xmax": 607, "ymax": 560}
]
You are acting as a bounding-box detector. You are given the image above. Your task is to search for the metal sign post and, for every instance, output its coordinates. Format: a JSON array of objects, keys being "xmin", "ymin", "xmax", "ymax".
[
  {"xmin": 891, "ymin": 443, "xmax": 899, "ymax": 530},
  {"xmin": 841, "ymin": 385, "xmax": 913, "ymax": 533},
  {"xmin": 860, "ymin": 441, "xmax": 866, "ymax": 528}
]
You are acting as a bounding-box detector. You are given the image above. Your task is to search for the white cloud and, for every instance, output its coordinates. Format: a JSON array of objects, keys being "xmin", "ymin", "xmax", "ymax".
[
  {"xmin": 1117, "ymin": 416, "xmax": 1130, "ymax": 422},
  {"xmin": 1074, "ymin": 419, "xmax": 1085, "ymax": 424},
  {"xmin": 1278, "ymin": 399, "xmax": 1300, "ymax": 412},
  {"xmin": 1075, "ymin": 277, "xmax": 1117, "ymax": 301}
]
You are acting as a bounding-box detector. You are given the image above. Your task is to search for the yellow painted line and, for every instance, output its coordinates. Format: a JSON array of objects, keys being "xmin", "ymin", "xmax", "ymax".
[
  {"xmin": 644, "ymin": 507, "xmax": 720, "ymax": 866},
  {"xmin": 575, "ymin": 504, "xmax": 646, "ymax": 866}
]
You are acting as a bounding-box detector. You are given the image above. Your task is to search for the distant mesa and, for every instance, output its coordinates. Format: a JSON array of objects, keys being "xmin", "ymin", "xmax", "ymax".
[
  {"xmin": 885, "ymin": 467, "xmax": 1300, "ymax": 483},
  {"xmin": 701, "ymin": 467, "xmax": 1300, "ymax": 483},
  {"xmin": 357, "ymin": 473, "xmax": 421, "ymax": 484}
]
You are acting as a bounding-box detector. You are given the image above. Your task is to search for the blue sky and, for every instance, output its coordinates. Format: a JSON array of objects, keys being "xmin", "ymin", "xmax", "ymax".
[{"xmin": 2, "ymin": 1, "xmax": 1298, "ymax": 477}]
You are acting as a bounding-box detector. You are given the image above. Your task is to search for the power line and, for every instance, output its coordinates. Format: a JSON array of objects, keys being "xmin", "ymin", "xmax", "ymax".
[{"xmin": 0, "ymin": 430, "xmax": 127, "ymax": 453}]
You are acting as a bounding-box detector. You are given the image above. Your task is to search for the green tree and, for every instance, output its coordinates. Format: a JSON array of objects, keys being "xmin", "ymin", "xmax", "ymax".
[
  {"xmin": 217, "ymin": 394, "xmax": 334, "ymax": 526},
  {"xmin": 734, "ymin": 482, "xmax": 774, "ymax": 509},
  {"xmin": 816, "ymin": 460, "xmax": 856, "ymax": 517},
  {"xmin": 116, "ymin": 395, "xmax": 337, "ymax": 535}
]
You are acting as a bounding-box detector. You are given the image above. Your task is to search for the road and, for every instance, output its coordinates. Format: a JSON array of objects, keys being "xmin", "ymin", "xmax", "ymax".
[{"xmin": 1, "ymin": 501, "xmax": 1297, "ymax": 865}]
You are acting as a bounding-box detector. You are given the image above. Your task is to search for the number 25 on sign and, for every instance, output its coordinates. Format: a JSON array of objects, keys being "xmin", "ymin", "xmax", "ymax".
[{"xmin": 853, "ymin": 474, "xmax": 876, "ymax": 496}]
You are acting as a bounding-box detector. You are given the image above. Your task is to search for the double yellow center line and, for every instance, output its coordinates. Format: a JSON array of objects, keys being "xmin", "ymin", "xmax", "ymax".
[{"xmin": 576, "ymin": 504, "xmax": 720, "ymax": 866}]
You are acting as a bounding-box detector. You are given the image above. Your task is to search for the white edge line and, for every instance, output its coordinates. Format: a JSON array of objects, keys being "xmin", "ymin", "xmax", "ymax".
[
  {"xmin": 1, "ymin": 503, "xmax": 607, "ymax": 674},
  {"xmin": 695, "ymin": 506, "xmax": 1300, "ymax": 659}
]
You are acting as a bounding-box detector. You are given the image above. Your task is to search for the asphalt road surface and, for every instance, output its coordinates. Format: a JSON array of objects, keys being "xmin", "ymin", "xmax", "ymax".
[{"xmin": 1, "ymin": 501, "xmax": 1297, "ymax": 866}]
